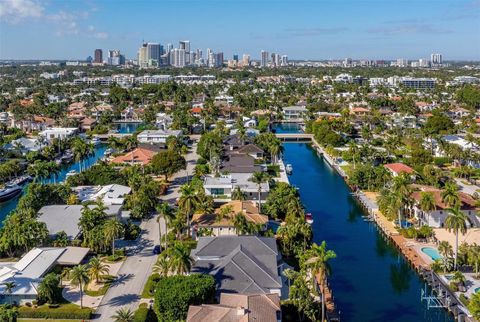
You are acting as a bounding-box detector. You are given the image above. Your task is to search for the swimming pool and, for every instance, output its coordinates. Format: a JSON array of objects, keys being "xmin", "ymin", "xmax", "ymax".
[
  {"xmin": 475, "ymin": 287, "xmax": 480, "ymax": 293},
  {"xmin": 421, "ymin": 247, "xmax": 442, "ymax": 260}
]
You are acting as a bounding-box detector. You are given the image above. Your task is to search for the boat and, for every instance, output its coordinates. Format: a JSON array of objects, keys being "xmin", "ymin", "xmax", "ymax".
[
  {"xmin": 305, "ymin": 212, "xmax": 314, "ymax": 224},
  {"xmin": 9, "ymin": 175, "xmax": 32, "ymax": 186},
  {"xmin": 0, "ymin": 184, "xmax": 22, "ymax": 202},
  {"xmin": 286, "ymin": 164, "xmax": 293, "ymax": 175},
  {"xmin": 104, "ymin": 148, "xmax": 113, "ymax": 156},
  {"xmin": 61, "ymin": 150, "xmax": 74, "ymax": 164},
  {"xmin": 90, "ymin": 137, "xmax": 101, "ymax": 146},
  {"xmin": 66, "ymin": 170, "xmax": 77, "ymax": 178}
]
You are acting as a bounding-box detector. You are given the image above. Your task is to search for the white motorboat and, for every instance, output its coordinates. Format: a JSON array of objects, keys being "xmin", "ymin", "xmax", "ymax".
[
  {"xmin": 286, "ymin": 164, "xmax": 293, "ymax": 175},
  {"xmin": 66, "ymin": 170, "xmax": 77, "ymax": 178},
  {"xmin": 0, "ymin": 184, "xmax": 22, "ymax": 202}
]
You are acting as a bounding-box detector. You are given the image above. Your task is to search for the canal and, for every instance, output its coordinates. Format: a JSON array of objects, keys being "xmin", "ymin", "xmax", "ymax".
[
  {"xmin": 282, "ymin": 143, "xmax": 454, "ymax": 322},
  {"xmin": 0, "ymin": 144, "xmax": 107, "ymax": 224}
]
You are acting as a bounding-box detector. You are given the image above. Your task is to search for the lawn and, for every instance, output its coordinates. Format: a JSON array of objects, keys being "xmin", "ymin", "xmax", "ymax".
[
  {"xmin": 84, "ymin": 275, "xmax": 115, "ymax": 297},
  {"xmin": 19, "ymin": 319, "xmax": 82, "ymax": 322}
]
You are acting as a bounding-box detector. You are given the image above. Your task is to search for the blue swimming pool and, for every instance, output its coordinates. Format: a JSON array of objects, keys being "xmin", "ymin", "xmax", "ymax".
[
  {"xmin": 421, "ymin": 247, "xmax": 442, "ymax": 260},
  {"xmin": 475, "ymin": 287, "xmax": 480, "ymax": 293}
]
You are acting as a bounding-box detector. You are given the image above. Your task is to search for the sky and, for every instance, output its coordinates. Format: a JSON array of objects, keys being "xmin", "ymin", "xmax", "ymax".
[{"xmin": 0, "ymin": 0, "xmax": 479, "ymax": 61}]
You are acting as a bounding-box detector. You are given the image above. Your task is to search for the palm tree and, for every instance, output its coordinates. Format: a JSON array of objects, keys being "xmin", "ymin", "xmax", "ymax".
[
  {"xmin": 103, "ymin": 219, "xmax": 124, "ymax": 256},
  {"xmin": 468, "ymin": 245, "xmax": 480, "ymax": 278},
  {"xmin": 445, "ymin": 206, "xmax": 468, "ymax": 270},
  {"xmin": 178, "ymin": 184, "xmax": 199, "ymax": 236},
  {"xmin": 111, "ymin": 307, "xmax": 134, "ymax": 322},
  {"xmin": 168, "ymin": 242, "xmax": 193, "ymax": 275},
  {"xmin": 2, "ymin": 282, "xmax": 16, "ymax": 305},
  {"xmin": 231, "ymin": 186, "xmax": 246, "ymax": 200},
  {"xmin": 250, "ymin": 171, "xmax": 269, "ymax": 213},
  {"xmin": 153, "ymin": 254, "xmax": 170, "ymax": 277},
  {"xmin": 303, "ymin": 241, "xmax": 336, "ymax": 322},
  {"xmin": 69, "ymin": 264, "xmax": 89, "ymax": 309},
  {"xmin": 156, "ymin": 202, "xmax": 174, "ymax": 251},
  {"xmin": 88, "ymin": 257, "xmax": 110, "ymax": 284},
  {"xmin": 441, "ymin": 183, "xmax": 460, "ymax": 208},
  {"xmin": 451, "ymin": 270, "xmax": 466, "ymax": 288},
  {"xmin": 269, "ymin": 140, "xmax": 282, "ymax": 164},
  {"xmin": 419, "ymin": 191, "xmax": 436, "ymax": 226}
]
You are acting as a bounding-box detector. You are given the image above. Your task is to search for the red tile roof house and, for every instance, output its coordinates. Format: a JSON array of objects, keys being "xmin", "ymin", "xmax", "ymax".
[
  {"xmin": 110, "ymin": 148, "xmax": 156, "ymax": 166},
  {"xmin": 383, "ymin": 163, "xmax": 415, "ymax": 178}
]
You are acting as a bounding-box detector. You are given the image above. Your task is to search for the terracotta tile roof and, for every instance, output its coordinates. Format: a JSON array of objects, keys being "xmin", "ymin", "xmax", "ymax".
[
  {"xmin": 411, "ymin": 188, "xmax": 477, "ymax": 210},
  {"xmin": 191, "ymin": 107, "xmax": 202, "ymax": 113},
  {"xmin": 192, "ymin": 201, "xmax": 268, "ymax": 228},
  {"xmin": 110, "ymin": 148, "xmax": 156, "ymax": 165},
  {"xmin": 384, "ymin": 163, "xmax": 414, "ymax": 174}
]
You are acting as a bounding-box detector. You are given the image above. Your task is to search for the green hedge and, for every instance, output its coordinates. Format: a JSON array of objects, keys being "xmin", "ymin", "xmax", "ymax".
[
  {"xmin": 142, "ymin": 273, "xmax": 161, "ymax": 298},
  {"xmin": 18, "ymin": 304, "xmax": 92, "ymax": 319},
  {"xmin": 134, "ymin": 303, "xmax": 157, "ymax": 322}
]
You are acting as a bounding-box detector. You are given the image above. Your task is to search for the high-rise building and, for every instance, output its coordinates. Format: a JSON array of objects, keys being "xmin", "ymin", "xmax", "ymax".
[
  {"xmin": 419, "ymin": 58, "xmax": 429, "ymax": 67},
  {"xmin": 94, "ymin": 49, "xmax": 103, "ymax": 63},
  {"xmin": 242, "ymin": 54, "xmax": 250, "ymax": 67},
  {"xmin": 107, "ymin": 50, "xmax": 125, "ymax": 65},
  {"xmin": 260, "ymin": 50, "xmax": 269, "ymax": 67},
  {"xmin": 396, "ymin": 58, "xmax": 409, "ymax": 67},
  {"xmin": 431, "ymin": 53, "xmax": 442, "ymax": 65},
  {"xmin": 138, "ymin": 43, "xmax": 148, "ymax": 67},
  {"xmin": 179, "ymin": 40, "xmax": 190, "ymax": 52},
  {"xmin": 170, "ymin": 48, "xmax": 186, "ymax": 67},
  {"xmin": 281, "ymin": 55, "xmax": 288, "ymax": 66},
  {"xmin": 215, "ymin": 52, "xmax": 224, "ymax": 67},
  {"xmin": 147, "ymin": 43, "xmax": 161, "ymax": 65},
  {"xmin": 166, "ymin": 43, "xmax": 173, "ymax": 53},
  {"xmin": 233, "ymin": 54, "xmax": 239, "ymax": 62}
]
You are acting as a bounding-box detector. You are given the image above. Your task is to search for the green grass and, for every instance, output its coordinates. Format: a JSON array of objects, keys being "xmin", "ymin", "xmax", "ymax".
[
  {"xmin": 18, "ymin": 303, "xmax": 92, "ymax": 319},
  {"xmin": 19, "ymin": 319, "xmax": 82, "ymax": 322},
  {"xmin": 84, "ymin": 275, "xmax": 115, "ymax": 297},
  {"xmin": 141, "ymin": 273, "xmax": 161, "ymax": 298}
]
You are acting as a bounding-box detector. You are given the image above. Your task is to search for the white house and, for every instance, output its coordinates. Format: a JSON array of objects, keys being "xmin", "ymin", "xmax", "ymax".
[
  {"xmin": 39, "ymin": 127, "xmax": 78, "ymax": 142},
  {"xmin": 282, "ymin": 106, "xmax": 307, "ymax": 121},
  {"xmin": 72, "ymin": 184, "xmax": 131, "ymax": 205},
  {"xmin": 137, "ymin": 129, "xmax": 182, "ymax": 145},
  {"xmin": 204, "ymin": 173, "xmax": 269, "ymax": 203}
]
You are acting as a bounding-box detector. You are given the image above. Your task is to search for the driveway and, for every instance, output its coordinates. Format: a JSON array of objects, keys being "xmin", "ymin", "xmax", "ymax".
[{"xmin": 93, "ymin": 141, "xmax": 199, "ymax": 320}]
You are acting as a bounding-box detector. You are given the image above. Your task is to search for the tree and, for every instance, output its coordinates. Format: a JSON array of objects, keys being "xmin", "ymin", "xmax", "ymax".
[
  {"xmin": 469, "ymin": 292, "xmax": 480, "ymax": 320},
  {"xmin": 468, "ymin": 245, "xmax": 480, "ymax": 278},
  {"xmin": 0, "ymin": 305, "xmax": 17, "ymax": 322},
  {"xmin": 441, "ymin": 183, "xmax": 460, "ymax": 208},
  {"xmin": 154, "ymin": 254, "xmax": 170, "ymax": 277},
  {"xmin": 103, "ymin": 219, "xmax": 124, "ymax": 256},
  {"xmin": 156, "ymin": 202, "xmax": 174, "ymax": 251},
  {"xmin": 231, "ymin": 186, "xmax": 246, "ymax": 200},
  {"xmin": 111, "ymin": 308, "xmax": 134, "ymax": 322},
  {"xmin": 423, "ymin": 112, "xmax": 455, "ymax": 136},
  {"xmin": 419, "ymin": 191, "xmax": 436, "ymax": 226},
  {"xmin": 445, "ymin": 206, "xmax": 468, "ymax": 270},
  {"xmin": 178, "ymin": 184, "xmax": 199, "ymax": 236},
  {"xmin": 37, "ymin": 272, "xmax": 60, "ymax": 304},
  {"xmin": 153, "ymin": 274, "xmax": 215, "ymax": 322},
  {"xmin": 250, "ymin": 171, "xmax": 268, "ymax": 213},
  {"xmin": 2, "ymin": 282, "xmax": 15, "ymax": 305},
  {"xmin": 303, "ymin": 241, "xmax": 336, "ymax": 322},
  {"xmin": 88, "ymin": 257, "xmax": 110, "ymax": 284},
  {"xmin": 69, "ymin": 264, "xmax": 90, "ymax": 309},
  {"xmin": 151, "ymin": 150, "xmax": 186, "ymax": 181},
  {"xmin": 168, "ymin": 242, "xmax": 193, "ymax": 275}
]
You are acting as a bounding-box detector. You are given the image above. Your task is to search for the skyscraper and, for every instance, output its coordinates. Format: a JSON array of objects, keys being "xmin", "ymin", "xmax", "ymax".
[
  {"xmin": 281, "ymin": 55, "xmax": 288, "ymax": 66},
  {"xmin": 261, "ymin": 50, "xmax": 269, "ymax": 67},
  {"xmin": 242, "ymin": 54, "xmax": 250, "ymax": 67},
  {"xmin": 215, "ymin": 52, "xmax": 224, "ymax": 67},
  {"xmin": 107, "ymin": 50, "xmax": 124, "ymax": 65},
  {"xmin": 166, "ymin": 43, "xmax": 173, "ymax": 53},
  {"xmin": 170, "ymin": 48, "xmax": 186, "ymax": 67},
  {"xmin": 138, "ymin": 43, "xmax": 148, "ymax": 67},
  {"xmin": 147, "ymin": 43, "xmax": 161, "ymax": 65},
  {"xmin": 94, "ymin": 49, "xmax": 103, "ymax": 63},
  {"xmin": 233, "ymin": 54, "xmax": 239, "ymax": 62},
  {"xmin": 179, "ymin": 40, "xmax": 190, "ymax": 52},
  {"xmin": 431, "ymin": 53, "xmax": 442, "ymax": 65}
]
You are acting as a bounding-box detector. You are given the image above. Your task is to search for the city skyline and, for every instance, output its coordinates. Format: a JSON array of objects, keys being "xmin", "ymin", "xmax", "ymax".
[{"xmin": 0, "ymin": 0, "xmax": 479, "ymax": 61}]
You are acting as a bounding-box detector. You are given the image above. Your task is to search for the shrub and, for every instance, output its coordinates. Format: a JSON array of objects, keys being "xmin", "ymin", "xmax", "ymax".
[
  {"xmin": 142, "ymin": 273, "xmax": 161, "ymax": 298},
  {"xmin": 133, "ymin": 303, "xmax": 158, "ymax": 322},
  {"xmin": 153, "ymin": 274, "xmax": 216, "ymax": 321},
  {"xmin": 18, "ymin": 303, "xmax": 92, "ymax": 319}
]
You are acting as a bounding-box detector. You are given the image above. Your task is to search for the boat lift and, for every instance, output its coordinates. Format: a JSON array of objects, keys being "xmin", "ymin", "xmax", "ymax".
[{"xmin": 421, "ymin": 284, "xmax": 449, "ymax": 309}]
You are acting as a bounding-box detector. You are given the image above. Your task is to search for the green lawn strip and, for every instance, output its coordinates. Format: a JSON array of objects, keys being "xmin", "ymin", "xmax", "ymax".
[
  {"xmin": 18, "ymin": 303, "xmax": 92, "ymax": 319},
  {"xmin": 141, "ymin": 273, "xmax": 161, "ymax": 298},
  {"xmin": 84, "ymin": 275, "xmax": 115, "ymax": 297}
]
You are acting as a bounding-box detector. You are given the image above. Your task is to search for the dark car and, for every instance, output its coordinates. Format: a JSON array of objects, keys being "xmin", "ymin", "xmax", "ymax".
[{"xmin": 153, "ymin": 245, "xmax": 161, "ymax": 254}]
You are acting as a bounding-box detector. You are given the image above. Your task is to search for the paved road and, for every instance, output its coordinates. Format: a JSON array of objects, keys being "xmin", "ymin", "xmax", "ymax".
[{"xmin": 93, "ymin": 142, "xmax": 198, "ymax": 320}]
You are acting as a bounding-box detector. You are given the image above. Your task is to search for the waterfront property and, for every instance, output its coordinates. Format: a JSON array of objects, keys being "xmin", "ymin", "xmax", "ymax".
[
  {"xmin": 72, "ymin": 184, "xmax": 131, "ymax": 205},
  {"xmin": 39, "ymin": 127, "xmax": 78, "ymax": 142},
  {"xmin": 191, "ymin": 200, "xmax": 268, "ymax": 238},
  {"xmin": 204, "ymin": 173, "xmax": 269, "ymax": 202},
  {"xmin": 187, "ymin": 293, "xmax": 281, "ymax": 322},
  {"xmin": 383, "ymin": 162, "xmax": 415, "ymax": 177},
  {"xmin": 110, "ymin": 147, "xmax": 156, "ymax": 166},
  {"xmin": 190, "ymin": 236, "xmax": 286, "ymax": 299},
  {"xmin": 137, "ymin": 129, "xmax": 183, "ymax": 145},
  {"xmin": 282, "ymin": 105, "xmax": 307, "ymax": 122}
]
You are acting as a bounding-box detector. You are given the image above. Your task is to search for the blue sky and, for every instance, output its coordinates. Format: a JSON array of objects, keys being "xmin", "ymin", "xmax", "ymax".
[{"xmin": 0, "ymin": 0, "xmax": 479, "ymax": 60}]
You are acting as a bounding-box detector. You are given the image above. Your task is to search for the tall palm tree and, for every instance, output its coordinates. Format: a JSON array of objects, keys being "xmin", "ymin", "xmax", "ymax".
[
  {"xmin": 2, "ymin": 282, "xmax": 16, "ymax": 305},
  {"xmin": 231, "ymin": 186, "xmax": 246, "ymax": 200},
  {"xmin": 441, "ymin": 183, "xmax": 460, "ymax": 208},
  {"xmin": 468, "ymin": 245, "xmax": 480, "ymax": 278},
  {"xmin": 156, "ymin": 202, "xmax": 175, "ymax": 251},
  {"xmin": 178, "ymin": 184, "xmax": 199, "ymax": 236},
  {"xmin": 88, "ymin": 257, "xmax": 110, "ymax": 283},
  {"xmin": 69, "ymin": 264, "xmax": 89, "ymax": 309},
  {"xmin": 153, "ymin": 254, "xmax": 170, "ymax": 277},
  {"xmin": 391, "ymin": 174, "xmax": 413, "ymax": 228},
  {"xmin": 445, "ymin": 206, "xmax": 468, "ymax": 270},
  {"xmin": 303, "ymin": 241, "xmax": 336, "ymax": 322},
  {"xmin": 111, "ymin": 307, "xmax": 134, "ymax": 322},
  {"xmin": 250, "ymin": 171, "xmax": 269, "ymax": 213},
  {"xmin": 168, "ymin": 242, "xmax": 193, "ymax": 275},
  {"xmin": 419, "ymin": 191, "xmax": 436, "ymax": 226},
  {"xmin": 103, "ymin": 219, "xmax": 124, "ymax": 256}
]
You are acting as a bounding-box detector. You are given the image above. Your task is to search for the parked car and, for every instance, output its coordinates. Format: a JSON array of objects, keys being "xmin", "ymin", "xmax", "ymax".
[{"xmin": 153, "ymin": 245, "xmax": 161, "ymax": 254}]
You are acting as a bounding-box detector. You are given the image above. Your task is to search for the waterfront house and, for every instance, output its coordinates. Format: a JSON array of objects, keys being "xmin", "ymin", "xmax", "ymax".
[
  {"xmin": 155, "ymin": 112, "xmax": 173, "ymax": 130},
  {"xmin": 79, "ymin": 117, "xmax": 97, "ymax": 131},
  {"xmin": 191, "ymin": 200, "xmax": 268, "ymax": 238},
  {"xmin": 220, "ymin": 154, "xmax": 263, "ymax": 174},
  {"xmin": 7, "ymin": 137, "xmax": 45, "ymax": 154},
  {"xmin": 384, "ymin": 163, "xmax": 415, "ymax": 177},
  {"xmin": 204, "ymin": 173, "xmax": 269, "ymax": 202},
  {"xmin": 282, "ymin": 106, "xmax": 307, "ymax": 122},
  {"xmin": 409, "ymin": 187, "xmax": 480, "ymax": 228},
  {"xmin": 223, "ymin": 134, "xmax": 253, "ymax": 151},
  {"xmin": 39, "ymin": 127, "xmax": 78, "ymax": 142},
  {"xmin": 228, "ymin": 144, "xmax": 264, "ymax": 160},
  {"xmin": 37, "ymin": 204, "xmax": 125, "ymax": 240},
  {"xmin": 190, "ymin": 236, "xmax": 285, "ymax": 299},
  {"xmin": 110, "ymin": 147, "xmax": 156, "ymax": 166},
  {"xmin": 72, "ymin": 184, "xmax": 131, "ymax": 206},
  {"xmin": 187, "ymin": 293, "xmax": 281, "ymax": 322},
  {"xmin": 137, "ymin": 129, "xmax": 183, "ymax": 145},
  {"xmin": 0, "ymin": 247, "xmax": 89, "ymax": 304}
]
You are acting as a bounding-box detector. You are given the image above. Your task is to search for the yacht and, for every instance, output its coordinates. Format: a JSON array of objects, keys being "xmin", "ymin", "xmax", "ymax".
[
  {"xmin": 305, "ymin": 213, "xmax": 314, "ymax": 224},
  {"xmin": 286, "ymin": 164, "xmax": 293, "ymax": 175},
  {"xmin": 90, "ymin": 137, "xmax": 101, "ymax": 146},
  {"xmin": 0, "ymin": 184, "xmax": 22, "ymax": 202},
  {"xmin": 66, "ymin": 170, "xmax": 77, "ymax": 178},
  {"xmin": 9, "ymin": 175, "xmax": 32, "ymax": 186}
]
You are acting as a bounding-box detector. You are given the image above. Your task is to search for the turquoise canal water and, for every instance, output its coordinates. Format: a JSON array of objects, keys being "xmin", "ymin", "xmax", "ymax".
[
  {"xmin": 283, "ymin": 143, "xmax": 454, "ymax": 322},
  {"xmin": 116, "ymin": 122, "xmax": 143, "ymax": 133},
  {"xmin": 0, "ymin": 144, "xmax": 107, "ymax": 224}
]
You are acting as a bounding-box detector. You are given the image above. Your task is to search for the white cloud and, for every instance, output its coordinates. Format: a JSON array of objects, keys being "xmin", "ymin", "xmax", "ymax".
[
  {"xmin": 93, "ymin": 32, "xmax": 108, "ymax": 39},
  {"xmin": 0, "ymin": 0, "xmax": 44, "ymax": 22}
]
